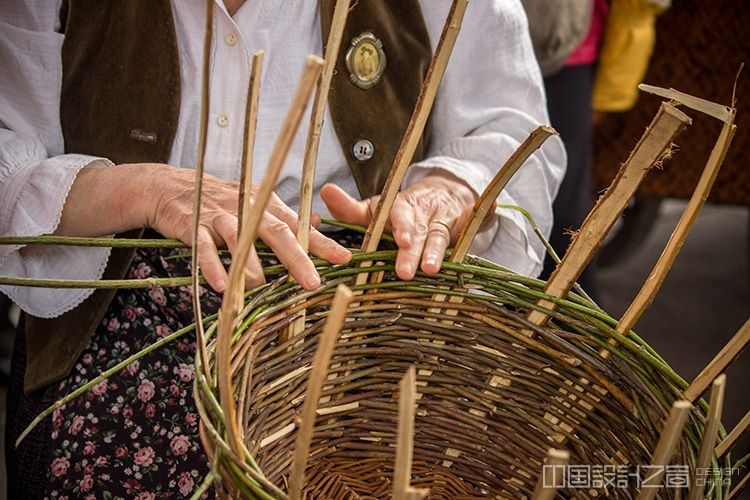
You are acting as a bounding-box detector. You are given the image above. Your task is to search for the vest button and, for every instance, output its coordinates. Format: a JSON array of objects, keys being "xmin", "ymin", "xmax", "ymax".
[{"xmin": 352, "ymin": 139, "xmax": 374, "ymax": 162}]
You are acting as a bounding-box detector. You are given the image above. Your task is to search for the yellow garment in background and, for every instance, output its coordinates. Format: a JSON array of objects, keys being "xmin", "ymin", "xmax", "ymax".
[{"xmin": 593, "ymin": 0, "xmax": 668, "ymax": 112}]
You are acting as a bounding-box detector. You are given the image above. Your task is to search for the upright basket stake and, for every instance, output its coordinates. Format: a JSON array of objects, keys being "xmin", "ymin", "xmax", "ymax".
[
  {"xmin": 237, "ymin": 50, "xmax": 265, "ymax": 239},
  {"xmin": 216, "ymin": 56, "xmax": 324, "ymax": 457},
  {"xmin": 683, "ymin": 317, "xmax": 750, "ymax": 402},
  {"xmin": 600, "ymin": 89, "xmax": 737, "ymax": 358},
  {"xmin": 284, "ymin": 0, "xmax": 352, "ymax": 343},
  {"xmin": 716, "ymin": 407, "xmax": 750, "ymax": 458},
  {"xmin": 356, "ymin": 0, "xmax": 468, "ymax": 286},
  {"xmin": 393, "ymin": 366, "xmax": 429, "ymax": 500},
  {"xmin": 637, "ymin": 400, "xmax": 692, "ymax": 500},
  {"xmin": 526, "ymin": 103, "xmax": 691, "ymax": 329},
  {"xmin": 531, "ymin": 448, "xmax": 570, "ymax": 500},
  {"xmin": 688, "ymin": 374, "xmax": 726, "ymax": 500},
  {"xmin": 191, "ymin": 0, "xmax": 214, "ymax": 382},
  {"xmin": 289, "ymin": 284, "xmax": 354, "ymax": 499}
]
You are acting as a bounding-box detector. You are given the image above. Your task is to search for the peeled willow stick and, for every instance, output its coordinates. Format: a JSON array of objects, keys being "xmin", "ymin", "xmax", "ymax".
[
  {"xmin": 684, "ymin": 317, "xmax": 750, "ymax": 402},
  {"xmin": 429, "ymin": 125, "xmax": 557, "ymax": 310},
  {"xmin": 716, "ymin": 407, "xmax": 750, "ymax": 458},
  {"xmin": 283, "ymin": 0, "xmax": 351, "ymax": 343},
  {"xmin": 526, "ymin": 103, "xmax": 691, "ymax": 329},
  {"xmin": 356, "ymin": 0, "xmax": 468, "ymax": 286},
  {"xmin": 600, "ymin": 90, "xmax": 737, "ymax": 359},
  {"xmin": 531, "ymin": 448, "xmax": 570, "ymax": 500},
  {"xmin": 727, "ymin": 470, "xmax": 750, "ymax": 500},
  {"xmin": 688, "ymin": 375, "xmax": 726, "ymax": 500},
  {"xmin": 191, "ymin": 0, "xmax": 215, "ymax": 381},
  {"xmin": 393, "ymin": 366, "xmax": 429, "ymax": 500},
  {"xmin": 288, "ymin": 284, "xmax": 353, "ymax": 500},
  {"xmin": 637, "ymin": 400, "xmax": 692, "ymax": 500},
  {"xmin": 216, "ymin": 55, "xmax": 324, "ymax": 457},
  {"xmin": 237, "ymin": 50, "xmax": 265, "ymax": 239}
]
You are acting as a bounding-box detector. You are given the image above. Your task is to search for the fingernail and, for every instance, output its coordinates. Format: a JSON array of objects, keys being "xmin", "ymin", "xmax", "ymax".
[
  {"xmin": 425, "ymin": 256, "xmax": 438, "ymax": 268},
  {"xmin": 305, "ymin": 274, "xmax": 321, "ymax": 289},
  {"xmin": 215, "ymin": 278, "xmax": 227, "ymax": 291}
]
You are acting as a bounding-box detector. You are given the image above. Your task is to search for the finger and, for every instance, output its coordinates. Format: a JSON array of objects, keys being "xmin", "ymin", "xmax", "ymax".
[
  {"xmin": 308, "ymin": 227, "xmax": 351, "ymax": 264},
  {"xmin": 311, "ymin": 212, "xmax": 322, "ymax": 228},
  {"xmin": 319, "ymin": 183, "xmax": 372, "ymax": 227},
  {"xmin": 243, "ymin": 246, "xmax": 266, "ymax": 290},
  {"xmin": 421, "ymin": 219, "xmax": 453, "ymax": 275},
  {"xmin": 268, "ymin": 194, "xmax": 351, "ymax": 265},
  {"xmin": 196, "ymin": 225, "xmax": 228, "ymax": 292},
  {"xmin": 257, "ymin": 213, "xmax": 321, "ymax": 290},
  {"xmin": 212, "ymin": 212, "xmax": 265, "ymax": 287},
  {"xmin": 212, "ymin": 212, "xmax": 238, "ymax": 253},
  {"xmin": 389, "ymin": 197, "xmax": 416, "ymax": 249},
  {"xmin": 392, "ymin": 200, "xmax": 429, "ymax": 280}
]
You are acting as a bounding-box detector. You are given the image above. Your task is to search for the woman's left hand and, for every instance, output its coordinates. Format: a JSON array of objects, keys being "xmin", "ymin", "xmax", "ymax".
[{"xmin": 320, "ymin": 171, "xmax": 481, "ymax": 280}]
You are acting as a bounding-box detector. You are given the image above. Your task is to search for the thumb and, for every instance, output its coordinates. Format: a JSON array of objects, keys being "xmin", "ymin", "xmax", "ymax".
[{"xmin": 320, "ymin": 183, "xmax": 373, "ymax": 227}]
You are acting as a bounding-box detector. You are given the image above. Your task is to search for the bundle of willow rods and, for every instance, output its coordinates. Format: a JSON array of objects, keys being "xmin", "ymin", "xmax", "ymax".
[{"xmin": 194, "ymin": 247, "xmax": 732, "ymax": 499}]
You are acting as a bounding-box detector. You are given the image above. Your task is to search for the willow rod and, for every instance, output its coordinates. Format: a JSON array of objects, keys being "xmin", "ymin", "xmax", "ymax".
[
  {"xmin": 356, "ymin": 0, "xmax": 468, "ymax": 285},
  {"xmin": 191, "ymin": 0, "xmax": 215, "ymax": 382},
  {"xmin": 288, "ymin": 284, "xmax": 353, "ymax": 499},
  {"xmin": 216, "ymin": 55, "xmax": 324, "ymax": 458},
  {"xmin": 285, "ymin": 0, "xmax": 352, "ymax": 342},
  {"xmin": 526, "ymin": 103, "xmax": 692, "ymax": 330}
]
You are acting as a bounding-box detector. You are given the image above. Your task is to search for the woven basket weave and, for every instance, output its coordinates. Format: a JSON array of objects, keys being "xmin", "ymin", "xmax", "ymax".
[{"xmin": 195, "ymin": 250, "xmax": 727, "ymax": 499}]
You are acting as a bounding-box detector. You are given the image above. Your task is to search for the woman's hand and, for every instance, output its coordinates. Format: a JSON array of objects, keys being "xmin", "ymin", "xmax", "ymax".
[
  {"xmin": 320, "ymin": 171, "xmax": 483, "ymax": 280},
  {"xmin": 143, "ymin": 164, "xmax": 351, "ymax": 292},
  {"xmin": 56, "ymin": 163, "xmax": 351, "ymax": 293}
]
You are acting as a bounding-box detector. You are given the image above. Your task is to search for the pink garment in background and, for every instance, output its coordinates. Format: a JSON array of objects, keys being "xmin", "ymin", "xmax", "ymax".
[{"xmin": 566, "ymin": 0, "xmax": 609, "ymax": 66}]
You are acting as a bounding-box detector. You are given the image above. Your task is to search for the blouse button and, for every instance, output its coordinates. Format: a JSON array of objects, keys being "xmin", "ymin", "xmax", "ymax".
[
  {"xmin": 225, "ymin": 32, "xmax": 238, "ymax": 46},
  {"xmin": 352, "ymin": 139, "xmax": 374, "ymax": 161},
  {"xmin": 217, "ymin": 114, "xmax": 230, "ymax": 127}
]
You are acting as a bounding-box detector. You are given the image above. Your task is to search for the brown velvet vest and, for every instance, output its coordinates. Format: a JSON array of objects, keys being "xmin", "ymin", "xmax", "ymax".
[{"xmin": 23, "ymin": 0, "xmax": 432, "ymax": 392}]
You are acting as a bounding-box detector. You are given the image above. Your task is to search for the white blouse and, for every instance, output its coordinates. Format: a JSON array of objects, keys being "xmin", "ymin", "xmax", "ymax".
[{"xmin": 0, "ymin": 0, "xmax": 565, "ymax": 318}]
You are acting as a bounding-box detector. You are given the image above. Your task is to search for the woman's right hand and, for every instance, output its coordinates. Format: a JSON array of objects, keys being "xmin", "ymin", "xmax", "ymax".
[{"xmin": 56, "ymin": 163, "xmax": 352, "ymax": 293}]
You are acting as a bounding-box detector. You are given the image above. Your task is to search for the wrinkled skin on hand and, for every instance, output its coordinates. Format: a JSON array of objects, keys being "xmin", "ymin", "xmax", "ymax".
[{"xmin": 321, "ymin": 171, "xmax": 489, "ymax": 280}]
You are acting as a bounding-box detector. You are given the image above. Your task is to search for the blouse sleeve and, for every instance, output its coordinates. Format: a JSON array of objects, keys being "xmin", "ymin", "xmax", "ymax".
[
  {"xmin": 0, "ymin": 1, "xmax": 113, "ymax": 318},
  {"xmin": 407, "ymin": 0, "xmax": 566, "ymax": 277}
]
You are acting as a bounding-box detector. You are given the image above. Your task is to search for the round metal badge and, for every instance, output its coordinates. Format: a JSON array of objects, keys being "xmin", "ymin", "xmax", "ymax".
[{"xmin": 345, "ymin": 32, "xmax": 387, "ymax": 90}]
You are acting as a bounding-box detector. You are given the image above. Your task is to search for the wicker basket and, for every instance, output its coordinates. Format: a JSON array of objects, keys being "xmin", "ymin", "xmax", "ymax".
[{"xmin": 195, "ymin": 251, "xmax": 729, "ymax": 498}]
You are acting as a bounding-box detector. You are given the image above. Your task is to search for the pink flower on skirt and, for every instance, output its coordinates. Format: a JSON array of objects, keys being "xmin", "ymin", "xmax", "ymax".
[
  {"xmin": 115, "ymin": 446, "xmax": 128, "ymax": 458},
  {"xmin": 83, "ymin": 441, "xmax": 96, "ymax": 456},
  {"xmin": 174, "ymin": 363, "xmax": 194, "ymax": 383},
  {"xmin": 80, "ymin": 474, "xmax": 94, "ymax": 492},
  {"xmin": 107, "ymin": 317, "xmax": 120, "ymax": 332},
  {"xmin": 133, "ymin": 446, "xmax": 155, "ymax": 467},
  {"xmin": 170, "ymin": 435, "xmax": 190, "ymax": 456},
  {"xmin": 136, "ymin": 493, "xmax": 156, "ymax": 500},
  {"xmin": 178, "ymin": 471, "xmax": 194, "ymax": 496},
  {"xmin": 52, "ymin": 408, "xmax": 63, "ymax": 429},
  {"xmin": 156, "ymin": 324, "xmax": 172, "ymax": 338},
  {"xmin": 124, "ymin": 305, "xmax": 137, "ymax": 322},
  {"xmin": 125, "ymin": 359, "xmax": 140, "ymax": 376},
  {"xmin": 68, "ymin": 415, "xmax": 85, "ymax": 435},
  {"xmin": 138, "ymin": 379, "xmax": 155, "ymax": 402},
  {"xmin": 145, "ymin": 404, "xmax": 156, "ymax": 418},
  {"xmin": 149, "ymin": 288, "xmax": 167, "ymax": 306},
  {"xmin": 91, "ymin": 380, "xmax": 108, "ymax": 396},
  {"xmin": 51, "ymin": 457, "xmax": 69, "ymax": 477}
]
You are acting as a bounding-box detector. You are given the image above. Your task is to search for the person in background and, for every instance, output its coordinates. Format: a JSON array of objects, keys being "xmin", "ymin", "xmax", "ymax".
[{"xmin": 523, "ymin": 0, "xmax": 669, "ymax": 299}]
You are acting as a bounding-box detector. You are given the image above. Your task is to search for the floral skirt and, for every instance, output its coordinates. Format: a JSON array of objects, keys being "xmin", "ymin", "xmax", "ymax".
[
  {"xmin": 6, "ymin": 232, "xmax": 363, "ymax": 498},
  {"xmin": 7, "ymin": 248, "xmax": 226, "ymax": 499}
]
